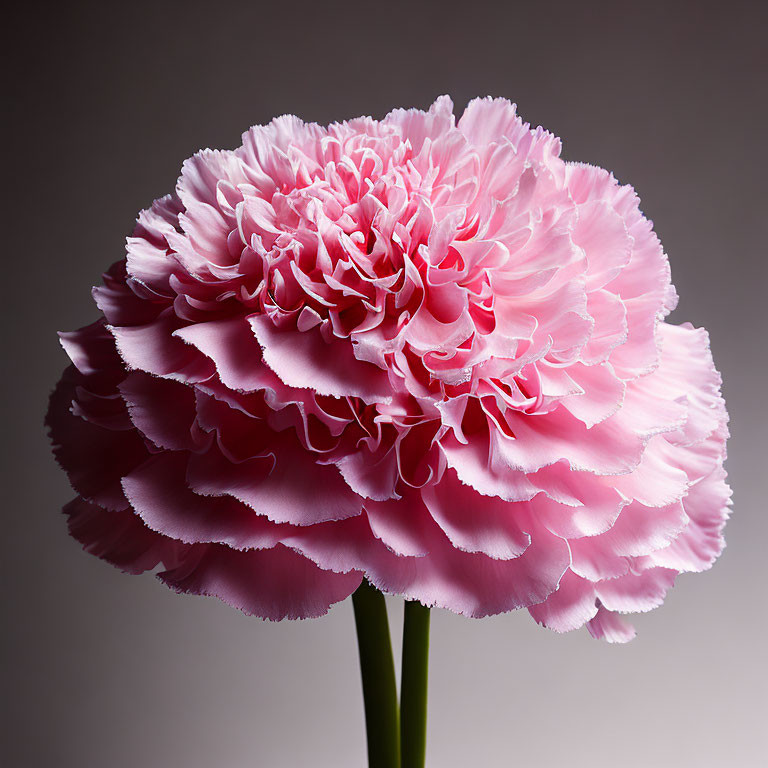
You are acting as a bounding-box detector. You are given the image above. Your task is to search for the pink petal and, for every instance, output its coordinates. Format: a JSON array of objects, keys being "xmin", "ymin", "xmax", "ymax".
[
  {"xmin": 363, "ymin": 515, "xmax": 570, "ymax": 618},
  {"xmin": 493, "ymin": 407, "xmax": 647, "ymax": 476},
  {"xmin": 650, "ymin": 466, "xmax": 731, "ymax": 573},
  {"xmin": 249, "ymin": 315, "xmax": 392, "ymax": 402},
  {"xmin": 125, "ymin": 193, "xmax": 183, "ymax": 296},
  {"xmin": 158, "ymin": 544, "xmax": 362, "ymax": 620},
  {"xmin": 173, "ymin": 317, "xmax": 274, "ymax": 392},
  {"xmin": 47, "ymin": 367, "xmax": 148, "ymax": 511},
  {"xmin": 440, "ymin": 431, "xmax": 539, "ymax": 502},
  {"xmin": 59, "ymin": 320, "xmax": 122, "ymax": 377},
  {"xmin": 422, "ymin": 470, "xmax": 531, "ymax": 559},
  {"xmin": 608, "ymin": 436, "xmax": 690, "ymax": 508},
  {"xmin": 122, "ymin": 452, "xmax": 289, "ymax": 549},
  {"xmin": 572, "ymin": 199, "xmax": 632, "ymax": 291},
  {"xmin": 595, "ymin": 567, "xmax": 678, "ymax": 613},
  {"xmin": 569, "ymin": 500, "xmax": 688, "ymax": 582},
  {"xmin": 119, "ymin": 372, "xmax": 197, "ymax": 450},
  {"xmin": 384, "ymin": 95, "xmax": 455, "ymax": 155},
  {"xmin": 528, "ymin": 571, "xmax": 598, "ymax": 633},
  {"xmin": 530, "ymin": 471, "xmax": 626, "ymax": 539},
  {"xmin": 109, "ymin": 312, "xmax": 214, "ymax": 382},
  {"xmin": 586, "ymin": 605, "xmax": 637, "ymax": 643},
  {"xmin": 64, "ymin": 496, "xmax": 185, "ymax": 575},
  {"xmin": 186, "ymin": 438, "xmax": 363, "ymax": 526},
  {"xmin": 363, "ymin": 493, "xmax": 435, "ymax": 557},
  {"xmin": 458, "ymin": 96, "xmax": 521, "ymax": 147}
]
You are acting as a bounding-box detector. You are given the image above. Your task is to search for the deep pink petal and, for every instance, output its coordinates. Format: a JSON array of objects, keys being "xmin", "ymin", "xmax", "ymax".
[
  {"xmin": 119, "ymin": 372, "xmax": 197, "ymax": 450},
  {"xmin": 47, "ymin": 366, "xmax": 148, "ymax": 511},
  {"xmin": 64, "ymin": 496, "xmax": 185, "ymax": 576}
]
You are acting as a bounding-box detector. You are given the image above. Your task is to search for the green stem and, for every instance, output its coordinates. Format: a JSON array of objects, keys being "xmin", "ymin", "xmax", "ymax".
[
  {"xmin": 352, "ymin": 580, "xmax": 401, "ymax": 768},
  {"xmin": 400, "ymin": 600, "xmax": 430, "ymax": 768}
]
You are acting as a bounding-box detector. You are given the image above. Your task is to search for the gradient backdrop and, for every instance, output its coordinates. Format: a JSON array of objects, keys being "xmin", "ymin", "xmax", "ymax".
[{"xmin": 3, "ymin": 1, "xmax": 766, "ymax": 766}]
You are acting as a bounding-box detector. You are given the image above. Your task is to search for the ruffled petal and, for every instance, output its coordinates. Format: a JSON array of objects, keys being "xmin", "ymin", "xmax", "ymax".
[
  {"xmin": 528, "ymin": 571, "xmax": 598, "ymax": 633},
  {"xmin": 363, "ymin": 512, "xmax": 570, "ymax": 618},
  {"xmin": 64, "ymin": 496, "xmax": 184, "ymax": 575},
  {"xmin": 109, "ymin": 313, "xmax": 214, "ymax": 382},
  {"xmin": 186, "ymin": 438, "xmax": 363, "ymax": 526},
  {"xmin": 159, "ymin": 544, "xmax": 362, "ymax": 620},
  {"xmin": 122, "ymin": 452, "xmax": 289, "ymax": 549},
  {"xmin": 595, "ymin": 568, "xmax": 678, "ymax": 613},
  {"xmin": 249, "ymin": 315, "xmax": 392, "ymax": 402},
  {"xmin": 586, "ymin": 605, "xmax": 637, "ymax": 643},
  {"xmin": 47, "ymin": 366, "xmax": 147, "ymax": 511},
  {"xmin": 422, "ymin": 469, "xmax": 531, "ymax": 559},
  {"xmin": 119, "ymin": 372, "xmax": 197, "ymax": 450},
  {"xmin": 174, "ymin": 317, "xmax": 273, "ymax": 392}
]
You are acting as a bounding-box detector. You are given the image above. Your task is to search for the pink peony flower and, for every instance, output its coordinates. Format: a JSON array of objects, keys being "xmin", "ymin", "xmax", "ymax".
[{"xmin": 47, "ymin": 96, "xmax": 729, "ymax": 641}]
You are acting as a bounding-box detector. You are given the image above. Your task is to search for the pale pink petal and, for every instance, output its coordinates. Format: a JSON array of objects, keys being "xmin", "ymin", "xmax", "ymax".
[
  {"xmin": 124, "ymin": 193, "xmax": 183, "ymax": 296},
  {"xmin": 531, "ymin": 474, "xmax": 626, "ymax": 539},
  {"xmin": 595, "ymin": 568, "xmax": 678, "ymax": 613},
  {"xmin": 571, "ymin": 199, "xmax": 632, "ymax": 291},
  {"xmin": 528, "ymin": 571, "xmax": 598, "ymax": 633},
  {"xmin": 569, "ymin": 501, "xmax": 688, "ymax": 581},
  {"xmin": 493, "ymin": 408, "xmax": 646, "ymax": 476},
  {"xmin": 384, "ymin": 95, "xmax": 455, "ymax": 154},
  {"xmin": 650, "ymin": 466, "xmax": 731, "ymax": 573},
  {"xmin": 457, "ymin": 96, "xmax": 521, "ymax": 148},
  {"xmin": 559, "ymin": 362, "xmax": 625, "ymax": 429},
  {"xmin": 176, "ymin": 149, "xmax": 249, "ymax": 210},
  {"xmin": 586, "ymin": 605, "xmax": 637, "ymax": 643},
  {"xmin": 608, "ymin": 436, "xmax": 690, "ymax": 508}
]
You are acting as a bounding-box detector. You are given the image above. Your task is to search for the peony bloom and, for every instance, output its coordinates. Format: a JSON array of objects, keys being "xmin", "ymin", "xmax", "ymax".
[{"xmin": 48, "ymin": 96, "xmax": 729, "ymax": 641}]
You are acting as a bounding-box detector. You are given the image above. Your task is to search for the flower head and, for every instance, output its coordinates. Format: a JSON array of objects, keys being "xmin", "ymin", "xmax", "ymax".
[{"xmin": 48, "ymin": 96, "xmax": 729, "ymax": 640}]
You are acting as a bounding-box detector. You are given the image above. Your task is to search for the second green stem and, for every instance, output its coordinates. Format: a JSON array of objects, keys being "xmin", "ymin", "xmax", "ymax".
[
  {"xmin": 353, "ymin": 581, "xmax": 401, "ymax": 768},
  {"xmin": 400, "ymin": 599, "xmax": 430, "ymax": 768}
]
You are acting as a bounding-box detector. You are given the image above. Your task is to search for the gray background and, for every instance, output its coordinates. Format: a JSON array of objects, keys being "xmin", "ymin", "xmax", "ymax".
[{"xmin": 3, "ymin": 1, "xmax": 766, "ymax": 766}]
